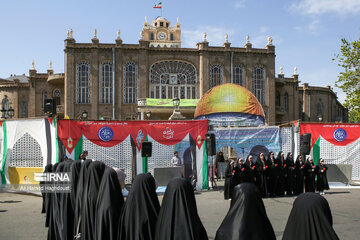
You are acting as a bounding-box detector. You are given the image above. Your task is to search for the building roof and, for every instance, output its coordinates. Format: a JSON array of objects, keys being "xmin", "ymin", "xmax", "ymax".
[{"xmin": 6, "ymin": 74, "xmax": 29, "ymax": 83}]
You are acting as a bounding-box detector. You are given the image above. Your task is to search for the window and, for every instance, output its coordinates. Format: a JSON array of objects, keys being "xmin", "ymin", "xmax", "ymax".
[
  {"xmin": 42, "ymin": 91, "xmax": 47, "ymax": 108},
  {"xmin": 276, "ymin": 91, "xmax": 281, "ymax": 106},
  {"xmin": 232, "ymin": 65, "xmax": 244, "ymax": 86},
  {"xmin": 100, "ymin": 63, "xmax": 113, "ymax": 104},
  {"xmin": 253, "ymin": 66, "xmax": 266, "ymax": 105},
  {"xmin": 21, "ymin": 101, "xmax": 28, "ymax": 118},
  {"xmin": 317, "ymin": 99, "xmax": 323, "ymax": 117},
  {"xmin": 76, "ymin": 63, "xmax": 90, "ymax": 104},
  {"xmin": 150, "ymin": 33, "xmax": 154, "ymax": 40},
  {"xmin": 53, "ymin": 89, "xmax": 61, "ymax": 105},
  {"xmin": 170, "ymin": 33, "xmax": 174, "ymax": 41},
  {"xmin": 160, "ymin": 22, "xmax": 163, "ymax": 27},
  {"xmin": 149, "ymin": 61, "xmax": 197, "ymax": 99},
  {"xmin": 210, "ymin": 65, "xmax": 223, "ymax": 88},
  {"xmin": 284, "ymin": 92, "xmax": 289, "ymax": 111},
  {"xmin": 123, "ymin": 62, "xmax": 138, "ymax": 104}
]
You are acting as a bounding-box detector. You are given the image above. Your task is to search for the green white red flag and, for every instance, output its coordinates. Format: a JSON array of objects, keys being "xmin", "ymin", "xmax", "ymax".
[{"xmin": 153, "ymin": 2, "xmax": 162, "ymax": 8}]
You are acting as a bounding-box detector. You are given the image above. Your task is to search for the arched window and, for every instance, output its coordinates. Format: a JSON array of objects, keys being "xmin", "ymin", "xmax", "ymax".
[
  {"xmin": 20, "ymin": 101, "xmax": 28, "ymax": 118},
  {"xmin": 232, "ymin": 65, "xmax": 245, "ymax": 86},
  {"xmin": 170, "ymin": 33, "xmax": 174, "ymax": 41},
  {"xmin": 149, "ymin": 61, "xmax": 197, "ymax": 99},
  {"xmin": 123, "ymin": 62, "xmax": 138, "ymax": 104},
  {"xmin": 76, "ymin": 63, "xmax": 90, "ymax": 104},
  {"xmin": 284, "ymin": 92, "xmax": 289, "ymax": 111},
  {"xmin": 276, "ymin": 91, "xmax": 281, "ymax": 106},
  {"xmin": 253, "ymin": 66, "xmax": 266, "ymax": 105},
  {"xmin": 317, "ymin": 99, "xmax": 323, "ymax": 117},
  {"xmin": 53, "ymin": 89, "xmax": 61, "ymax": 105},
  {"xmin": 100, "ymin": 63, "xmax": 113, "ymax": 104},
  {"xmin": 210, "ymin": 65, "xmax": 223, "ymax": 88},
  {"xmin": 150, "ymin": 33, "xmax": 154, "ymax": 40}
]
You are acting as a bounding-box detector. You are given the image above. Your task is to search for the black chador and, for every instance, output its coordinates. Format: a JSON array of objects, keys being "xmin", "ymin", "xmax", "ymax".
[
  {"xmin": 255, "ymin": 153, "xmax": 268, "ymax": 197},
  {"xmin": 315, "ymin": 159, "xmax": 329, "ymax": 193},
  {"xmin": 244, "ymin": 155, "xmax": 256, "ymax": 183},
  {"xmin": 215, "ymin": 183, "xmax": 276, "ymax": 240},
  {"xmin": 275, "ymin": 151, "xmax": 286, "ymax": 196},
  {"xmin": 155, "ymin": 178, "xmax": 208, "ymax": 240},
  {"xmin": 118, "ymin": 173, "xmax": 160, "ymax": 240},
  {"xmin": 294, "ymin": 155, "xmax": 305, "ymax": 195},
  {"xmin": 42, "ymin": 163, "xmax": 52, "ymax": 227},
  {"xmin": 235, "ymin": 159, "xmax": 248, "ymax": 185},
  {"xmin": 95, "ymin": 168, "xmax": 124, "ymax": 240},
  {"xmin": 305, "ymin": 158, "xmax": 316, "ymax": 192},
  {"xmin": 282, "ymin": 192, "xmax": 339, "ymax": 240},
  {"xmin": 224, "ymin": 161, "xmax": 236, "ymax": 200},
  {"xmin": 266, "ymin": 151, "xmax": 277, "ymax": 197},
  {"xmin": 81, "ymin": 161, "xmax": 106, "ymax": 240},
  {"xmin": 285, "ymin": 152, "xmax": 295, "ymax": 195}
]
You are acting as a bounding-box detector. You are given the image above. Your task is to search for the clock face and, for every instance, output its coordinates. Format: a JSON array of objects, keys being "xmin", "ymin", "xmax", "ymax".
[{"xmin": 158, "ymin": 32, "xmax": 166, "ymax": 40}]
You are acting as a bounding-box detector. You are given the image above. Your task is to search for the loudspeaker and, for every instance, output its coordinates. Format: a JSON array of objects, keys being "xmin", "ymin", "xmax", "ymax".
[
  {"xmin": 141, "ymin": 142, "xmax": 152, "ymax": 157},
  {"xmin": 205, "ymin": 133, "xmax": 216, "ymax": 156},
  {"xmin": 44, "ymin": 98, "xmax": 56, "ymax": 115},
  {"xmin": 300, "ymin": 133, "xmax": 311, "ymax": 155}
]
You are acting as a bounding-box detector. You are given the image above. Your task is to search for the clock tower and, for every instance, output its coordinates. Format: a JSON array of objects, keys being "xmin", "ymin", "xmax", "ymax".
[{"xmin": 141, "ymin": 16, "xmax": 181, "ymax": 48}]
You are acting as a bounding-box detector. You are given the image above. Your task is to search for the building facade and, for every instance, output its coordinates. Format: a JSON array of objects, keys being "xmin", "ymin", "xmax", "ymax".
[{"xmin": 0, "ymin": 16, "xmax": 347, "ymax": 124}]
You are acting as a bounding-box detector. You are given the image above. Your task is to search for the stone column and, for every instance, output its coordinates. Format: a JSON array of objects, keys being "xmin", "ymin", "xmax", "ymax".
[
  {"xmin": 64, "ymin": 39, "xmax": 75, "ymax": 118},
  {"xmin": 115, "ymin": 44, "xmax": 123, "ymax": 120},
  {"xmin": 198, "ymin": 42, "xmax": 209, "ymax": 98},
  {"xmin": 138, "ymin": 40, "xmax": 149, "ymax": 99},
  {"xmin": 90, "ymin": 43, "xmax": 99, "ymax": 120}
]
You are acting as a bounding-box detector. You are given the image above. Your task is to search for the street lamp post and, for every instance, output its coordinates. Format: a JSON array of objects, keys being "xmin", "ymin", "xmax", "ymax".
[{"xmin": 169, "ymin": 97, "xmax": 186, "ymax": 120}]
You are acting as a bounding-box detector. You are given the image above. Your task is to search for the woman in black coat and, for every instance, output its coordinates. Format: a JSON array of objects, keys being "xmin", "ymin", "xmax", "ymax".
[
  {"xmin": 316, "ymin": 158, "xmax": 329, "ymax": 195},
  {"xmin": 305, "ymin": 157, "xmax": 316, "ymax": 192},
  {"xmin": 294, "ymin": 155, "xmax": 305, "ymax": 195},
  {"xmin": 275, "ymin": 151, "xmax": 285, "ymax": 196},
  {"xmin": 224, "ymin": 160, "xmax": 236, "ymax": 200},
  {"xmin": 155, "ymin": 178, "xmax": 208, "ymax": 240},
  {"xmin": 266, "ymin": 151, "xmax": 277, "ymax": 197},
  {"xmin": 244, "ymin": 155, "xmax": 256, "ymax": 183},
  {"xmin": 255, "ymin": 153, "xmax": 268, "ymax": 197},
  {"xmin": 285, "ymin": 152, "xmax": 295, "ymax": 196},
  {"xmin": 283, "ymin": 192, "xmax": 339, "ymax": 240},
  {"xmin": 215, "ymin": 183, "xmax": 276, "ymax": 240}
]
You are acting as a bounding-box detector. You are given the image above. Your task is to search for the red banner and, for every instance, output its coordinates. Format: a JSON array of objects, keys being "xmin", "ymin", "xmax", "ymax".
[
  {"xmin": 57, "ymin": 120, "xmax": 208, "ymax": 153},
  {"xmin": 300, "ymin": 123, "xmax": 360, "ymax": 147}
]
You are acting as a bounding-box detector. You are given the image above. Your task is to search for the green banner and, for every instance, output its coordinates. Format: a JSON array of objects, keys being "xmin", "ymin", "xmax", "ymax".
[
  {"xmin": 202, "ymin": 141, "xmax": 209, "ymax": 189},
  {"xmin": 145, "ymin": 98, "xmax": 199, "ymax": 107}
]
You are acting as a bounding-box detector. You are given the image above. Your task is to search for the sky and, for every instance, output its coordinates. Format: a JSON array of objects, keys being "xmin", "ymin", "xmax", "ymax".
[{"xmin": 1, "ymin": 0, "xmax": 360, "ymax": 103}]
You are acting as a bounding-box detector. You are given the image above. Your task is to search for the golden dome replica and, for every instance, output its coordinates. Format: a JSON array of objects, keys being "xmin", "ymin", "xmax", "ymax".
[{"xmin": 194, "ymin": 83, "xmax": 266, "ymax": 127}]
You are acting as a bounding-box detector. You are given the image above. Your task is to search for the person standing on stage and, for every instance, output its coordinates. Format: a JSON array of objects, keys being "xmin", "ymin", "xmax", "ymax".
[
  {"xmin": 266, "ymin": 151, "xmax": 277, "ymax": 197},
  {"xmin": 285, "ymin": 152, "xmax": 295, "ymax": 196},
  {"xmin": 171, "ymin": 151, "xmax": 181, "ymax": 167},
  {"xmin": 305, "ymin": 157, "xmax": 316, "ymax": 192},
  {"xmin": 294, "ymin": 155, "xmax": 305, "ymax": 195},
  {"xmin": 255, "ymin": 153, "xmax": 268, "ymax": 197},
  {"xmin": 245, "ymin": 155, "xmax": 256, "ymax": 183},
  {"xmin": 224, "ymin": 160, "xmax": 236, "ymax": 200},
  {"xmin": 275, "ymin": 151, "xmax": 286, "ymax": 196},
  {"xmin": 316, "ymin": 158, "xmax": 329, "ymax": 195}
]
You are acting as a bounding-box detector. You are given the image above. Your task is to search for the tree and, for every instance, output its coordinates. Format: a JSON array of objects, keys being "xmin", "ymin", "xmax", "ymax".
[{"xmin": 333, "ymin": 37, "xmax": 360, "ymax": 123}]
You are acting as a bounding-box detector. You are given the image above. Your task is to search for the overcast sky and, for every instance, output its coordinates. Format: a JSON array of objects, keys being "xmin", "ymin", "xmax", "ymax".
[{"xmin": 1, "ymin": 0, "xmax": 360, "ymax": 103}]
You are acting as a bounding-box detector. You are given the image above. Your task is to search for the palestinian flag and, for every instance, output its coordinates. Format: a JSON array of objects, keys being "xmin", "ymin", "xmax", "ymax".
[{"xmin": 153, "ymin": 2, "xmax": 162, "ymax": 8}]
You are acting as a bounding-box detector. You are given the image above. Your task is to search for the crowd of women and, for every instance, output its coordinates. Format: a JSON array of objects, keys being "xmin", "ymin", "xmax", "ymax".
[
  {"xmin": 40, "ymin": 157, "xmax": 338, "ymax": 240},
  {"xmin": 223, "ymin": 151, "xmax": 330, "ymax": 200}
]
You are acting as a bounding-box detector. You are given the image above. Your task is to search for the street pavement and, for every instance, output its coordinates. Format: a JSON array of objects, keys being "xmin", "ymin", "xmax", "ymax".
[{"xmin": 1, "ymin": 181, "xmax": 360, "ymax": 239}]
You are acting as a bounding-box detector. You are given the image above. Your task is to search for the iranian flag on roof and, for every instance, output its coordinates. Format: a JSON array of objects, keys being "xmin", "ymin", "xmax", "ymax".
[{"xmin": 153, "ymin": 2, "xmax": 162, "ymax": 8}]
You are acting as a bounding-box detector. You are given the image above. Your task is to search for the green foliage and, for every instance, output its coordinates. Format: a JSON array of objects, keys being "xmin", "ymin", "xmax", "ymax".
[{"xmin": 333, "ymin": 37, "xmax": 360, "ymax": 122}]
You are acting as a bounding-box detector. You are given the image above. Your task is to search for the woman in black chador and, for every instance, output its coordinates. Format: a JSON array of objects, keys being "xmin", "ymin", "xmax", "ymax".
[
  {"xmin": 215, "ymin": 183, "xmax": 276, "ymax": 240},
  {"xmin": 118, "ymin": 173, "xmax": 160, "ymax": 240},
  {"xmin": 294, "ymin": 155, "xmax": 305, "ymax": 195},
  {"xmin": 316, "ymin": 158, "xmax": 329, "ymax": 195},
  {"xmin": 285, "ymin": 152, "xmax": 295, "ymax": 195},
  {"xmin": 95, "ymin": 167, "xmax": 124, "ymax": 240},
  {"xmin": 245, "ymin": 155, "xmax": 256, "ymax": 183},
  {"xmin": 81, "ymin": 161, "xmax": 106, "ymax": 240},
  {"xmin": 155, "ymin": 178, "xmax": 208, "ymax": 240},
  {"xmin": 275, "ymin": 151, "xmax": 286, "ymax": 196},
  {"xmin": 305, "ymin": 157, "xmax": 316, "ymax": 192},
  {"xmin": 224, "ymin": 160, "xmax": 236, "ymax": 200},
  {"xmin": 42, "ymin": 163, "xmax": 52, "ymax": 227},
  {"xmin": 266, "ymin": 151, "xmax": 277, "ymax": 197},
  {"xmin": 235, "ymin": 158, "xmax": 248, "ymax": 185},
  {"xmin": 282, "ymin": 192, "xmax": 339, "ymax": 240},
  {"xmin": 255, "ymin": 153, "xmax": 268, "ymax": 197}
]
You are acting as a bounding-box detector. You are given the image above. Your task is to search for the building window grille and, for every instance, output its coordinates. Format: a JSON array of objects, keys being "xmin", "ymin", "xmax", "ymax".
[
  {"xmin": 123, "ymin": 62, "xmax": 138, "ymax": 104},
  {"xmin": 253, "ymin": 66, "xmax": 266, "ymax": 105},
  {"xmin": 53, "ymin": 89, "xmax": 61, "ymax": 105},
  {"xmin": 100, "ymin": 63, "xmax": 113, "ymax": 104},
  {"xmin": 284, "ymin": 92, "xmax": 289, "ymax": 111},
  {"xmin": 149, "ymin": 61, "xmax": 197, "ymax": 99},
  {"xmin": 210, "ymin": 65, "xmax": 223, "ymax": 88},
  {"xmin": 76, "ymin": 63, "xmax": 90, "ymax": 104},
  {"xmin": 232, "ymin": 65, "xmax": 245, "ymax": 86},
  {"xmin": 276, "ymin": 91, "xmax": 281, "ymax": 107}
]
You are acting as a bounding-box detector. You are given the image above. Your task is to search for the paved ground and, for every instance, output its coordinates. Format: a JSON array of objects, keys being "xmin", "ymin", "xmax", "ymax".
[{"xmin": 1, "ymin": 181, "xmax": 360, "ymax": 239}]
